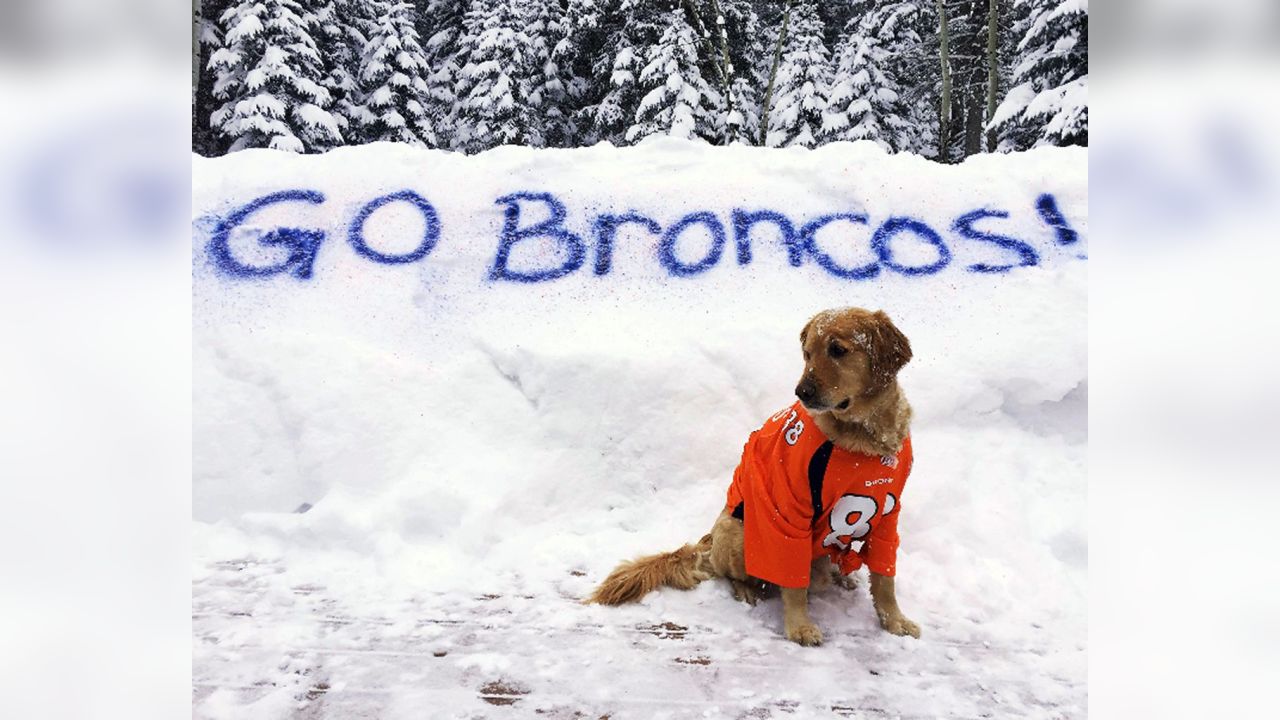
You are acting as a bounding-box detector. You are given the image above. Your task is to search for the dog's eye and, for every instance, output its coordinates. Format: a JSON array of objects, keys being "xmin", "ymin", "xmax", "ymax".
[
  {"xmin": 828, "ymin": 342, "xmax": 847, "ymax": 358},
  {"xmin": 803, "ymin": 350, "xmax": 811, "ymax": 361}
]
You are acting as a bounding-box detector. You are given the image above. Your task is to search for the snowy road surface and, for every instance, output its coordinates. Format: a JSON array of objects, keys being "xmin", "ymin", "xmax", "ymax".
[{"xmin": 193, "ymin": 558, "xmax": 1084, "ymax": 719}]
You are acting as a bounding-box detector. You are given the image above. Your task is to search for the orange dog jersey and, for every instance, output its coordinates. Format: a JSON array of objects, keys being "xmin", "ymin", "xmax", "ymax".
[{"xmin": 724, "ymin": 401, "xmax": 913, "ymax": 588}]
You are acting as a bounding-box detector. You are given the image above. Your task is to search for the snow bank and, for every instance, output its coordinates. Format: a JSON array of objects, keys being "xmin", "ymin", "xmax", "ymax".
[{"xmin": 192, "ymin": 138, "xmax": 1085, "ymax": 715}]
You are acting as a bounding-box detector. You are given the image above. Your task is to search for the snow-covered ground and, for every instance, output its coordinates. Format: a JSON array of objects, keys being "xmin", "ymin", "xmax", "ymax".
[{"xmin": 192, "ymin": 138, "xmax": 1086, "ymax": 718}]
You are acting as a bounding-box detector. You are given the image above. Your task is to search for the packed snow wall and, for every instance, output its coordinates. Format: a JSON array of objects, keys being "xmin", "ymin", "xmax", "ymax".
[{"xmin": 193, "ymin": 138, "xmax": 1086, "ymax": 597}]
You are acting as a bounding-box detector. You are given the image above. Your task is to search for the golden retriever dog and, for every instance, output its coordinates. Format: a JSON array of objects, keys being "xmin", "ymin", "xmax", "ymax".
[{"xmin": 587, "ymin": 307, "xmax": 920, "ymax": 646}]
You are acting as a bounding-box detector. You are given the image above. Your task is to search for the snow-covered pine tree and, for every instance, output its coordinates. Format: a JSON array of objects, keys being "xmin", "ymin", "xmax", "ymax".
[
  {"xmin": 729, "ymin": 74, "xmax": 760, "ymax": 144},
  {"xmin": 414, "ymin": 0, "xmax": 466, "ymax": 58},
  {"xmin": 306, "ymin": 0, "xmax": 369, "ymax": 141},
  {"xmin": 194, "ymin": 0, "xmax": 234, "ymax": 156},
  {"xmin": 684, "ymin": 0, "xmax": 759, "ymax": 144},
  {"xmin": 195, "ymin": 0, "xmax": 203, "ymax": 103},
  {"xmin": 194, "ymin": 0, "xmax": 1083, "ymax": 156},
  {"xmin": 452, "ymin": 1, "xmax": 534, "ymax": 152},
  {"xmin": 527, "ymin": 0, "xmax": 575, "ymax": 147},
  {"xmin": 679, "ymin": 0, "xmax": 727, "ymax": 143},
  {"xmin": 822, "ymin": 1, "xmax": 919, "ymax": 152},
  {"xmin": 415, "ymin": 0, "xmax": 466, "ymax": 140},
  {"xmin": 555, "ymin": 0, "xmax": 613, "ymax": 145},
  {"xmin": 990, "ymin": 0, "xmax": 1087, "ymax": 149},
  {"xmin": 627, "ymin": 8, "xmax": 716, "ymax": 143},
  {"xmin": 580, "ymin": 1, "xmax": 665, "ymax": 146},
  {"xmin": 550, "ymin": 1, "xmax": 604, "ymax": 145},
  {"xmin": 351, "ymin": 1, "xmax": 437, "ymax": 146},
  {"xmin": 815, "ymin": 0, "xmax": 856, "ymax": 52},
  {"xmin": 765, "ymin": 0, "xmax": 830, "ymax": 148},
  {"xmin": 210, "ymin": 0, "xmax": 344, "ymax": 152},
  {"xmin": 721, "ymin": 0, "xmax": 764, "ymax": 144}
]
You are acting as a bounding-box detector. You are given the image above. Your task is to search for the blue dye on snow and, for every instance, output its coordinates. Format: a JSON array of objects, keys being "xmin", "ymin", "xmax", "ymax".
[
  {"xmin": 871, "ymin": 217, "xmax": 952, "ymax": 276},
  {"xmin": 489, "ymin": 192, "xmax": 587, "ymax": 283},
  {"xmin": 207, "ymin": 189, "xmax": 327, "ymax": 279},
  {"xmin": 800, "ymin": 213, "xmax": 879, "ymax": 280},
  {"xmin": 951, "ymin": 208, "xmax": 1040, "ymax": 273},
  {"xmin": 205, "ymin": 188, "xmax": 1083, "ymax": 284},
  {"xmin": 732, "ymin": 209, "xmax": 803, "ymax": 267},
  {"xmin": 659, "ymin": 211, "xmax": 727, "ymax": 277},
  {"xmin": 1035, "ymin": 193, "xmax": 1078, "ymax": 245},
  {"xmin": 347, "ymin": 190, "xmax": 441, "ymax": 265},
  {"xmin": 592, "ymin": 212, "xmax": 662, "ymax": 276}
]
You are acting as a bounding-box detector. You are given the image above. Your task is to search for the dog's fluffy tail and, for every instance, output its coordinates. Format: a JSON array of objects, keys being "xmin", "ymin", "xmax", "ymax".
[{"xmin": 586, "ymin": 535, "xmax": 713, "ymax": 605}]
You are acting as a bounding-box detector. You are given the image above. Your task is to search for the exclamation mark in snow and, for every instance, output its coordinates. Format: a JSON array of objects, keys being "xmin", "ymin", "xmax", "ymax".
[{"xmin": 1035, "ymin": 193, "xmax": 1084, "ymax": 259}]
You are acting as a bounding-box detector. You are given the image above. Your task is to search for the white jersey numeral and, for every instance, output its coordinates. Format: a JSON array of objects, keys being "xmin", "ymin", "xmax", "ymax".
[
  {"xmin": 781, "ymin": 410, "xmax": 804, "ymax": 445},
  {"xmin": 822, "ymin": 494, "xmax": 879, "ymax": 550}
]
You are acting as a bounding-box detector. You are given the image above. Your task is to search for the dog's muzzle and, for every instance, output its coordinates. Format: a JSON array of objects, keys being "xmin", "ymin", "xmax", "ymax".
[{"xmin": 795, "ymin": 379, "xmax": 818, "ymax": 406}]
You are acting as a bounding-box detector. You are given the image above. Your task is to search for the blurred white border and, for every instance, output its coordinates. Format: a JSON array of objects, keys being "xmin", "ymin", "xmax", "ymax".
[
  {"xmin": 1091, "ymin": 5, "xmax": 1280, "ymax": 717},
  {"xmin": 0, "ymin": 11, "xmax": 191, "ymax": 717}
]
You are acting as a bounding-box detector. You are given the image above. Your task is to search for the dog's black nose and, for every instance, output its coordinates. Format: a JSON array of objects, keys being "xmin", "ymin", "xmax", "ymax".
[{"xmin": 795, "ymin": 381, "xmax": 816, "ymax": 404}]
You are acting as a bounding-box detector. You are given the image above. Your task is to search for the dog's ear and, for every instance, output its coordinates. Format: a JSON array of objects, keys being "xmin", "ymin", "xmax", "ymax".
[
  {"xmin": 799, "ymin": 315, "xmax": 817, "ymax": 347},
  {"xmin": 862, "ymin": 311, "xmax": 912, "ymax": 396}
]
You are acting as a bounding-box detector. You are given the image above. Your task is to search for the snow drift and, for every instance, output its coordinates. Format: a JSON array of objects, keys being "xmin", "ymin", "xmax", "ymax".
[{"xmin": 192, "ymin": 138, "xmax": 1086, "ymax": 718}]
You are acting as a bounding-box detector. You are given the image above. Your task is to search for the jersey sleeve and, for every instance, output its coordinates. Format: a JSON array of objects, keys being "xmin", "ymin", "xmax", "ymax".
[
  {"xmin": 859, "ymin": 506, "xmax": 901, "ymax": 576},
  {"xmin": 862, "ymin": 440, "xmax": 910, "ymax": 576}
]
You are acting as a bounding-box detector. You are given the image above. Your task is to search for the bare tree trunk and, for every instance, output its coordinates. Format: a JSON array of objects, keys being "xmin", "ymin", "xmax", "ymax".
[
  {"xmin": 964, "ymin": 91, "xmax": 982, "ymax": 157},
  {"xmin": 759, "ymin": 0, "xmax": 796, "ymax": 147},
  {"xmin": 985, "ymin": 0, "xmax": 999, "ymax": 151},
  {"xmin": 937, "ymin": 0, "xmax": 952, "ymax": 161}
]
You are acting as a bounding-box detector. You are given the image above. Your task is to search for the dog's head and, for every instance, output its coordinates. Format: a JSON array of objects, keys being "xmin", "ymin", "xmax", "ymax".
[{"xmin": 795, "ymin": 307, "xmax": 911, "ymax": 415}]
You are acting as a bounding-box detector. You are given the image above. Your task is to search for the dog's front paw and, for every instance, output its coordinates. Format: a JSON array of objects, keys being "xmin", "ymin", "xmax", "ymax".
[
  {"xmin": 730, "ymin": 578, "xmax": 760, "ymax": 606},
  {"xmin": 879, "ymin": 612, "xmax": 921, "ymax": 638},
  {"xmin": 833, "ymin": 571, "xmax": 858, "ymax": 592},
  {"xmin": 785, "ymin": 621, "xmax": 824, "ymax": 646}
]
